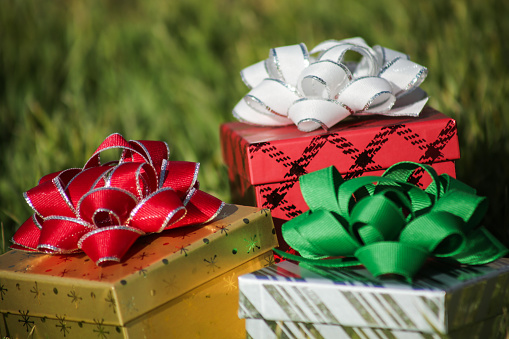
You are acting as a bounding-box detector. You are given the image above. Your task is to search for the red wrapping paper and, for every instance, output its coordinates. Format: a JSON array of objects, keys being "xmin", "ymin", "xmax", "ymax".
[{"xmin": 221, "ymin": 106, "xmax": 460, "ymax": 255}]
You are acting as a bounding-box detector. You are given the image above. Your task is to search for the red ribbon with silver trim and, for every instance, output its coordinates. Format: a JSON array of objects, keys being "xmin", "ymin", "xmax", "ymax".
[{"xmin": 11, "ymin": 133, "xmax": 225, "ymax": 265}]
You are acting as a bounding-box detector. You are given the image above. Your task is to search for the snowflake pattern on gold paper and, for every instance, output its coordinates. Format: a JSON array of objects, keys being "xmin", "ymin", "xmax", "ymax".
[
  {"xmin": 163, "ymin": 274, "xmax": 177, "ymax": 292},
  {"xmin": 67, "ymin": 289, "xmax": 83, "ymax": 309},
  {"xmin": 21, "ymin": 252, "xmax": 40, "ymax": 259},
  {"xmin": 223, "ymin": 273, "xmax": 237, "ymax": 292},
  {"xmin": 179, "ymin": 232, "xmax": 192, "ymax": 240},
  {"xmin": 133, "ymin": 251, "xmax": 153, "ymax": 261},
  {"xmin": 176, "ymin": 244, "xmax": 190, "ymax": 256},
  {"xmin": 30, "ymin": 282, "xmax": 43, "ymax": 303},
  {"xmin": 0, "ymin": 283, "xmax": 7, "ymax": 300},
  {"xmin": 215, "ymin": 224, "xmax": 230, "ymax": 236},
  {"xmin": 59, "ymin": 268, "xmax": 71, "ymax": 277},
  {"xmin": 93, "ymin": 319, "xmax": 110, "ymax": 339},
  {"xmin": 264, "ymin": 253, "xmax": 275, "ymax": 267},
  {"xmin": 18, "ymin": 310, "xmax": 34, "ymax": 332},
  {"xmin": 204, "ymin": 255, "xmax": 220, "ymax": 273},
  {"xmin": 56, "ymin": 314, "xmax": 71, "ymax": 337},
  {"xmin": 134, "ymin": 266, "xmax": 148, "ymax": 277},
  {"xmin": 244, "ymin": 235, "xmax": 261, "ymax": 254},
  {"xmin": 122, "ymin": 296, "xmax": 139, "ymax": 314},
  {"xmin": 57, "ymin": 256, "xmax": 73, "ymax": 264},
  {"xmin": 105, "ymin": 290, "xmax": 117, "ymax": 314}
]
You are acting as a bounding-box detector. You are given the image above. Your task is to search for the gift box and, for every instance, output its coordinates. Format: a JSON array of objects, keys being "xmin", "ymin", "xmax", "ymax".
[
  {"xmin": 245, "ymin": 314, "xmax": 508, "ymax": 339},
  {"xmin": 221, "ymin": 106, "xmax": 460, "ymax": 223},
  {"xmin": 238, "ymin": 259, "xmax": 509, "ymax": 338},
  {"xmin": 0, "ymin": 204, "xmax": 278, "ymax": 338}
]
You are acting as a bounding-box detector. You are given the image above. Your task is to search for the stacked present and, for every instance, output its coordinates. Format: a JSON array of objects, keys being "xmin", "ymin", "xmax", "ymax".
[
  {"xmin": 2, "ymin": 37, "xmax": 508, "ymax": 338},
  {"xmin": 224, "ymin": 38, "xmax": 508, "ymax": 337},
  {"xmin": 238, "ymin": 162, "xmax": 509, "ymax": 338},
  {"xmin": 221, "ymin": 107, "xmax": 458, "ymax": 222},
  {"xmin": 0, "ymin": 134, "xmax": 278, "ymax": 338},
  {"xmin": 221, "ymin": 37, "xmax": 460, "ymax": 253},
  {"xmin": 239, "ymin": 259, "xmax": 509, "ymax": 338}
]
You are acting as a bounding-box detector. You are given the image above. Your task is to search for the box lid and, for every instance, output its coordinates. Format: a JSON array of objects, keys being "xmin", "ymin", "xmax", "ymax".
[
  {"xmin": 0, "ymin": 251, "xmax": 272, "ymax": 339},
  {"xmin": 0, "ymin": 205, "xmax": 277, "ymax": 326},
  {"xmin": 238, "ymin": 259, "xmax": 509, "ymax": 334},
  {"xmin": 221, "ymin": 106, "xmax": 460, "ymax": 186}
]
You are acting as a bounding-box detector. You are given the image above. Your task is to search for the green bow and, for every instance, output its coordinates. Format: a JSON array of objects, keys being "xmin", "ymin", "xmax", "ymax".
[{"xmin": 274, "ymin": 162, "xmax": 507, "ymax": 282}]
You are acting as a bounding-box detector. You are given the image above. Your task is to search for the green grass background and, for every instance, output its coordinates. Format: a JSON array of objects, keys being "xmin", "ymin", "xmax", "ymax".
[{"xmin": 1, "ymin": 0, "xmax": 508, "ymax": 251}]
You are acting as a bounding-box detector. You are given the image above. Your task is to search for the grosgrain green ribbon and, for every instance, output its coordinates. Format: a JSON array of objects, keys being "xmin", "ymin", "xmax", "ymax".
[{"xmin": 275, "ymin": 162, "xmax": 507, "ymax": 282}]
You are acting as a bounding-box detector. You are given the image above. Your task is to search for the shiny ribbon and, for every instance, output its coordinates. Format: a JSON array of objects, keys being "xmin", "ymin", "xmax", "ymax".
[
  {"xmin": 274, "ymin": 162, "xmax": 507, "ymax": 281},
  {"xmin": 233, "ymin": 37, "xmax": 429, "ymax": 132},
  {"xmin": 11, "ymin": 133, "xmax": 225, "ymax": 265}
]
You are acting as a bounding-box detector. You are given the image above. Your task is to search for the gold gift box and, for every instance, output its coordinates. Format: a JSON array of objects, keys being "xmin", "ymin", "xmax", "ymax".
[{"xmin": 0, "ymin": 204, "xmax": 277, "ymax": 338}]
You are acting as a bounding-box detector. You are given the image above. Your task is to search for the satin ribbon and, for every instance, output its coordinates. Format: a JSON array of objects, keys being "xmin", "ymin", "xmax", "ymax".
[
  {"xmin": 274, "ymin": 162, "xmax": 507, "ymax": 281},
  {"xmin": 233, "ymin": 37, "xmax": 429, "ymax": 132},
  {"xmin": 11, "ymin": 133, "xmax": 225, "ymax": 265}
]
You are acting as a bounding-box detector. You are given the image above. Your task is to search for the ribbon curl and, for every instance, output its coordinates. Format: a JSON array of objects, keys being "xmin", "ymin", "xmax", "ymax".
[
  {"xmin": 274, "ymin": 162, "xmax": 507, "ymax": 281},
  {"xmin": 12, "ymin": 133, "xmax": 225, "ymax": 265},
  {"xmin": 233, "ymin": 37, "xmax": 429, "ymax": 132}
]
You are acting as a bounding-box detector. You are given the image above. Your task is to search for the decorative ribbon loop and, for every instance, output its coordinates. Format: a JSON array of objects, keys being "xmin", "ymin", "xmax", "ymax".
[
  {"xmin": 267, "ymin": 43, "xmax": 309, "ymax": 86},
  {"xmin": 297, "ymin": 60, "xmax": 351, "ymax": 99},
  {"xmin": 275, "ymin": 161, "xmax": 507, "ymax": 281},
  {"xmin": 246, "ymin": 79, "xmax": 300, "ymax": 118},
  {"xmin": 78, "ymin": 226, "xmax": 145, "ymax": 265},
  {"xmin": 176, "ymin": 188, "xmax": 224, "ymax": 225},
  {"xmin": 354, "ymin": 241, "xmax": 428, "ymax": 279},
  {"xmin": 65, "ymin": 166, "xmax": 114, "ymax": 208},
  {"xmin": 129, "ymin": 188, "xmax": 186, "ymax": 233},
  {"xmin": 399, "ymin": 211, "xmax": 466, "ymax": 257},
  {"xmin": 77, "ymin": 187, "xmax": 139, "ymax": 227},
  {"xmin": 12, "ymin": 133, "xmax": 225, "ymax": 265},
  {"xmin": 38, "ymin": 217, "xmax": 94, "ymax": 253},
  {"xmin": 11, "ymin": 215, "xmax": 43, "ymax": 251},
  {"xmin": 160, "ymin": 160, "xmax": 199, "ymax": 196},
  {"xmin": 233, "ymin": 37, "xmax": 429, "ymax": 132},
  {"xmin": 288, "ymin": 98, "xmax": 352, "ymax": 132},
  {"xmin": 350, "ymin": 194, "xmax": 406, "ymax": 244},
  {"xmin": 120, "ymin": 162, "xmax": 157, "ymax": 198}
]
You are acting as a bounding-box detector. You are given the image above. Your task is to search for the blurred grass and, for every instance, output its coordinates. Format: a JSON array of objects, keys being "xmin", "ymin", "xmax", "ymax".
[{"xmin": 0, "ymin": 0, "xmax": 508, "ymax": 249}]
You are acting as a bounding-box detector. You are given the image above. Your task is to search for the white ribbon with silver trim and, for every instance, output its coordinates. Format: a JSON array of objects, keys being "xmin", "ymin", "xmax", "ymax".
[{"xmin": 233, "ymin": 37, "xmax": 428, "ymax": 132}]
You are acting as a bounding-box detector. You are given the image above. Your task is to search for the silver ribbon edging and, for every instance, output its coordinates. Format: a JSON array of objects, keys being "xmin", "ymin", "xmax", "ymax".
[{"xmin": 233, "ymin": 37, "xmax": 429, "ymax": 132}]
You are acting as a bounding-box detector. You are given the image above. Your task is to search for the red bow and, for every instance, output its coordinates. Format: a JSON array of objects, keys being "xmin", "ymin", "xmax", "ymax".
[{"xmin": 11, "ymin": 133, "xmax": 224, "ymax": 265}]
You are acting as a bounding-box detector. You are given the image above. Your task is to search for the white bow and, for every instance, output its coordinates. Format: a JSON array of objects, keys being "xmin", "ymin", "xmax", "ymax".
[{"xmin": 233, "ymin": 37, "xmax": 428, "ymax": 132}]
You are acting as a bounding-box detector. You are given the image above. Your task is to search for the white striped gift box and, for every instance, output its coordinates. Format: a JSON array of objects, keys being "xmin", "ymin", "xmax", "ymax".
[
  {"xmin": 245, "ymin": 315, "xmax": 508, "ymax": 339},
  {"xmin": 238, "ymin": 259, "xmax": 509, "ymax": 336}
]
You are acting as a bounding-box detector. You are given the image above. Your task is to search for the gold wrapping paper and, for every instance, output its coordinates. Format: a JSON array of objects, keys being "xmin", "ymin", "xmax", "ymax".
[
  {"xmin": 0, "ymin": 251, "xmax": 273, "ymax": 338},
  {"xmin": 0, "ymin": 205, "xmax": 277, "ymax": 333}
]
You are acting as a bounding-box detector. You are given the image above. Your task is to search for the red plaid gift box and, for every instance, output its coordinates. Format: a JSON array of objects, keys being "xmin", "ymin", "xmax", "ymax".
[{"xmin": 221, "ymin": 106, "xmax": 460, "ymax": 253}]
